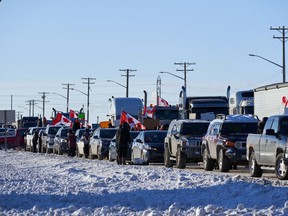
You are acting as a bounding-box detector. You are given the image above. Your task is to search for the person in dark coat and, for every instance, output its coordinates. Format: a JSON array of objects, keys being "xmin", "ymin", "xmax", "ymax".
[
  {"xmin": 82, "ymin": 128, "xmax": 90, "ymax": 158},
  {"xmin": 32, "ymin": 129, "xmax": 39, "ymax": 153},
  {"xmin": 68, "ymin": 129, "xmax": 77, "ymax": 157},
  {"xmin": 72, "ymin": 118, "xmax": 81, "ymax": 133},
  {"xmin": 116, "ymin": 122, "xmax": 131, "ymax": 165},
  {"xmin": 257, "ymin": 117, "xmax": 268, "ymax": 134}
]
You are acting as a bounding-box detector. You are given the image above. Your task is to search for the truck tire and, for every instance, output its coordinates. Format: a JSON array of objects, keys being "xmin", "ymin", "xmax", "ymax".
[
  {"xmin": 176, "ymin": 148, "xmax": 186, "ymax": 169},
  {"xmin": 89, "ymin": 146, "xmax": 96, "ymax": 159},
  {"xmin": 164, "ymin": 146, "xmax": 173, "ymax": 168},
  {"xmin": 218, "ymin": 149, "xmax": 230, "ymax": 172},
  {"xmin": 275, "ymin": 153, "xmax": 288, "ymax": 180},
  {"xmin": 203, "ymin": 148, "xmax": 214, "ymax": 171},
  {"xmin": 249, "ymin": 152, "xmax": 263, "ymax": 177}
]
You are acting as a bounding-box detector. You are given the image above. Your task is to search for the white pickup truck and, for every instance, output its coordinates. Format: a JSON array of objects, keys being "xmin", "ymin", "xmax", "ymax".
[{"xmin": 246, "ymin": 115, "xmax": 288, "ymax": 180}]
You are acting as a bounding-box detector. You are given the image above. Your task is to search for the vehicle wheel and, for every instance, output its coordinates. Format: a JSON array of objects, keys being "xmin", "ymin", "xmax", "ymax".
[
  {"xmin": 89, "ymin": 146, "xmax": 96, "ymax": 159},
  {"xmin": 203, "ymin": 148, "xmax": 214, "ymax": 171},
  {"xmin": 218, "ymin": 149, "xmax": 230, "ymax": 172},
  {"xmin": 98, "ymin": 148, "xmax": 103, "ymax": 160},
  {"xmin": 249, "ymin": 152, "xmax": 262, "ymax": 177},
  {"xmin": 164, "ymin": 146, "xmax": 173, "ymax": 168},
  {"xmin": 275, "ymin": 153, "xmax": 288, "ymax": 180},
  {"xmin": 176, "ymin": 148, "xmax": 186, "ymax": 169}
]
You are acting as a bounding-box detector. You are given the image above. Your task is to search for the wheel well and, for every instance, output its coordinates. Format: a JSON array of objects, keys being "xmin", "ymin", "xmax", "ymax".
[
  {"xmin": 276, "ymin": 148, "xmax": 284, "ymax": 157},
  {"xmin": 248, "ymin": 147, "xmax": 254, "ymax": 158}
]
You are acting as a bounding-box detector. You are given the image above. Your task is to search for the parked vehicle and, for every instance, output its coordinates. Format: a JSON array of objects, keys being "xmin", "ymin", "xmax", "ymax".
[
  {"xmin": 108, "ymin": 131, "xmax": 140, "ymax": 162},
  {"xmin": 89, "ymin": 128, "xmax": 117, "ymax": 160},
  {"xmin": 229, "ymin": 89, "xmax": 254, "ymax": 115},
  {"xmin": 41, "ymin": 125, "xmax": 61, "ymax": 153},
  {"xmin": 53, "ymin": 127, "xmax": 69, "ymax": 155},
  {"xmin": 108, "ymin": 97, "xmax": 143, "ymax": 127},
  {"xmin": 76, "ymin": 128, "xmax": 92, "ymax": 158},
  {"xmin": 0, "ymin": 128, "xmax": 16, "ymax": 149},
  {"xmin": 201, "ymin": 114, "xmax": 259, "ymax": 172},
  {"xmin": 178, "ymin": 87, "xmax": 229, "ymax": 120},
  {"xmin": 246, "ymin": 115, "xmax": 288, "ymax": 180},
  {"xmin": 164, "ymin": 119, "xmax": 210, "ymax": 169},
  {"xmin": 25, "ymin": 127, "xmax": 45, "ymax": 151},
  {"xmin": 131, "ymin": 130, "xmax": 167, "ymax": 165},
  {"xmin": 18, "ymin": 116, "xmax": 38, "ymax": 129},
  {"xmin": 254, "ymin": 82, "xmax": 288, "ymax": 120}
]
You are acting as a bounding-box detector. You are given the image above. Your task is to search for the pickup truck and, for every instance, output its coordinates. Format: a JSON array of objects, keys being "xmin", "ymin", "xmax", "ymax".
[{"xmin": 246, "ymin": 115, "xmax": 288, "ymax": 180}]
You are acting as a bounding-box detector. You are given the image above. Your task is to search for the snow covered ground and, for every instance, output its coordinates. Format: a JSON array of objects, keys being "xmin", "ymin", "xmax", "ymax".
[{"xmin": 1, "ymin": 150, "xmax": 288, "ymax": 215}]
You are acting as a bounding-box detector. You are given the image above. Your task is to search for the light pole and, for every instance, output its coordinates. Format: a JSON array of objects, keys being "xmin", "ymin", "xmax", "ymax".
[
  {"xmin": 249, "ymin": 54, "xmax": 284, "ymax": 82},
  {"xmin": 52, "ymin": 92, "xmax": 68, "ymax": 113},
  {"xmin": 159, "ymin": 71, "xmax": 185, "ymax": 88},
  {"xmin": 106, "ymin": 80, "xmax": 127, "ymax": 97}
]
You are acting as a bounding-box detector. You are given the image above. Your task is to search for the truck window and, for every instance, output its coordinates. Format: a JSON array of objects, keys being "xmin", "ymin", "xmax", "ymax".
[{"xmin": 279, "ymin": 119, "xmax": 288, "ymax": 136}]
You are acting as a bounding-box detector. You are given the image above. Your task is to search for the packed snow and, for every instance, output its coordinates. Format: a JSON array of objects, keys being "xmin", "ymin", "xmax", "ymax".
[{"xmin": 1, "ymin": 150, "xmax": 288, "ymax": 215}]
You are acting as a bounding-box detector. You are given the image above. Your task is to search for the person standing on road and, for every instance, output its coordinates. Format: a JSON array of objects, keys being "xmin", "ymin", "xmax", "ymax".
[
  {"xmin": 116, "ymin": 122, "xmax": 130, "ymax": 165},
  {"xmin": 68, "ymin": 129, "xmax": 77, "ymax": 157},
  {"xmin": 82, "ymin": 128, "xmax": 90, "ymax": 158},
  {"xmin": 32, "ymin": 129, "xmax": 39, "ymax": 153}
]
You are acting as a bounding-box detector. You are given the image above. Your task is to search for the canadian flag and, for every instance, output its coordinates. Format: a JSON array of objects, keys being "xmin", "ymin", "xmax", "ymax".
[
  {"xmin": 52, "ymin": 112, "xmax": 72, "ymax": 127},
  {"xmin": 120, "ymin": 111, "xmax": 146, "ymax": 130},
  {"xmin": 158, "ymin": 96, "xmax": 169, "ymax": 107},
  {"xmin": 69, "ymin": 109, "xmax": 78, "ymax": 118}
]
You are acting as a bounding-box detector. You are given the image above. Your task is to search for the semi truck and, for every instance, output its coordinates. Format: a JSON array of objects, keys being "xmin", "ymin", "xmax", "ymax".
[
  {"xmin": 179, "ymin": 87, "xmax": 229, "ymax": 120},
  {"xmin": 253, "ymin": 82, "xmax": 288, "ymax": 120},
  {"xmin": 109, "ymin": 97, "xmax": 143, "ymax": 127},
  {"xmin": 229, "ymin": 89, "xmax": 254, "ymax": 115}
]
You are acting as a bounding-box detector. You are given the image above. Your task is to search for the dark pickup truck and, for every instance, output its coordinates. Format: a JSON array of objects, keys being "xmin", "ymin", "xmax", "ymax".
[{"xmin": 246, "ymin": 115, "xmax": 288, "ymax": 180}]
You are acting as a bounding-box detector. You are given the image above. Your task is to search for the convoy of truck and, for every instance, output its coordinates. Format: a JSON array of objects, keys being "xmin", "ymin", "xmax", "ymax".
[{"xmin": 4, "ymin": 81, "xmax": 288, "ymax": 180}]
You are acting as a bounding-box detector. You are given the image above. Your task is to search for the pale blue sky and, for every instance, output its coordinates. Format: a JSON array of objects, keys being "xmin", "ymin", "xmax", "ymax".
[{"xmin": 0, "ymin": 0, "xmax": 287, "ymax": 123}]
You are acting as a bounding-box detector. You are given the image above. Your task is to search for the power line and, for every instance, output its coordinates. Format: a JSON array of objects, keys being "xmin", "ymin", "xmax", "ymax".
[
  {"xmin": 82, "ymin": 77, "xmax": 96, "ymax": 124},
  {"xmin": 270, "ymin": 26, "xmax": 288, "ymax": 82},
  {"xmin": 174, "ymin": 62, "xmax": 196, "ymax": 92},
  {"xmin": 62, "ymin": 83, "xmax": 75, "ymax": 113},
  {"xmin": 120, "ymin": 69, "xmax": 136, "ymax": 97}
]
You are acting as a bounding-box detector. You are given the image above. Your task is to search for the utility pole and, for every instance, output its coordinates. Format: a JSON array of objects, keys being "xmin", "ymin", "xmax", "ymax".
[
  {"xmin": 174, "ymin": 62, "xmax": 196, "ymax": 92},
  {"xmin": 156, "ymin": 75, "xmax": 161, "ymax": 106},
  {"xmin": 26, "ymin": 99, "xmax": 38, "ymax": 117},
  {"xmin": 270, "ymin": 26, "xmax": 288, "ymax": 83},
  {"xmin": 62, "ymin": 83, "xmax": 75, "ymax": 113},
  {"xmin": 39, "ymin": 92, "xmax": 49, "ymax": 126},
  {"xmin": 82, "ymin": 77, "xmax": 96, "ymax": 124},
  {"xmin": 120, "ymin": 69, "xmax": 136, "ymax": 97}
]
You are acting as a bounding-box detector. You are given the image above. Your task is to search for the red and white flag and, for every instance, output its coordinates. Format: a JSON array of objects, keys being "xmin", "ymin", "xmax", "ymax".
[
  {"xmin": 52, "ymin": 112, "xmax": 72, "ymax": 127},
  {"xmin": 158, "ymin": 96, "xmax": 169, "ymax": 107},
  {"xmin": 69, "ymin": 109, "xmax": 78, "ymax": 119},
  {"xmin": 120, "ymin": 111, "xmax": 146, "ymax": 130}
]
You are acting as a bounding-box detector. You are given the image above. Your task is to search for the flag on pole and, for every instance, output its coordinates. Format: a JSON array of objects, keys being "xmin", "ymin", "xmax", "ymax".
[
  {"xmin": 158, "ymin": 96, "xmax": 169, "ymax": 107},
  {"xmin": 120, "ymin": 111, "xmax": 146, "ymax": 130},
  {"xmin": 52, "ymin": 112, "xmax": 72, "ymax": 127},
  {"xmin": 69, "ymin": 109, "xmax": 77, "ymax": 119}
]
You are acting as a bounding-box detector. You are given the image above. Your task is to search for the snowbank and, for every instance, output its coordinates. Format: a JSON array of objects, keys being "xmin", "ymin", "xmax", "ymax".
[{"xmin": 1, "ymin": 150, "xmax": 288, "ymax": 215}]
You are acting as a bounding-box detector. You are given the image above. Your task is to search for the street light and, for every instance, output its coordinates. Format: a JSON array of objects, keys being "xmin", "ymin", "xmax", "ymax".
[
  {"xmin": 159, "ymin": 71, "xmax": 186, "ymax": 90},
  {"xmin": 52, "ymin": 92, "xmax": 69, "ymax": 113},
  {"xmin": 106, "ymin": 80, "xmax": 127, "ymax": 97},
  {"xmin": 249, "ymin": 54, "xmax": 284, "ymax": 82}
]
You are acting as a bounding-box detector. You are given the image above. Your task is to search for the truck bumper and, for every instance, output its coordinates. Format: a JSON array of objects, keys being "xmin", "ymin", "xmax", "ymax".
[
  {"xmin": 181, "ymin": 146, "xmax": 202, "ymax": 162},
  {"xmin": 225, "ymin": 147, "xmax": 247, "ymax": 164}
]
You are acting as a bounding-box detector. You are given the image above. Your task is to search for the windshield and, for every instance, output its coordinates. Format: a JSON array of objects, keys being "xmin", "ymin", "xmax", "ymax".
[
  {"xmin": 221, "ymin": 122, "xmax": 258, "ymax": 136},
  {"xmin": 181, "ymin": 122, "xmax": 210, "ymax": 136},
  {"xmin": 61, "ymin": 129, "xmax": 69, "ymax": 138},
  {"xmin": 154, "ymin": 110, "xmax": 179, "ymax": 120},
  {"xmin": 100, "ymin": 129, "xmax": 117, "ymax": 139},
  {"xmin": 144, "ymin": 132, "xmax": 167, "ymax": 143},
  {"xmin": 48, "ymin": 127, "xmax": 61, "ymax": 135}
]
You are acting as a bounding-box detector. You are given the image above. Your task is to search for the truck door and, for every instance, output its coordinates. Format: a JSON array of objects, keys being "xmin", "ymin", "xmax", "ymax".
[
  {"xmin": 259, "ymin": 117, "xmax": 278, "ymax": 165},
  {"xmin": 207, "ymin": 122, "xmax": 220, "ymax": 159}
]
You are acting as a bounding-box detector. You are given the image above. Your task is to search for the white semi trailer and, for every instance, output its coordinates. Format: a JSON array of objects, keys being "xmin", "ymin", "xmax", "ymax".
[
  {"xmin": 254, "ymin": 82, "xmax": 288, "ymax": 120},
  {"xmin": 109, "ymin": 97, "xmax": 143, "ymax": 127}
]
